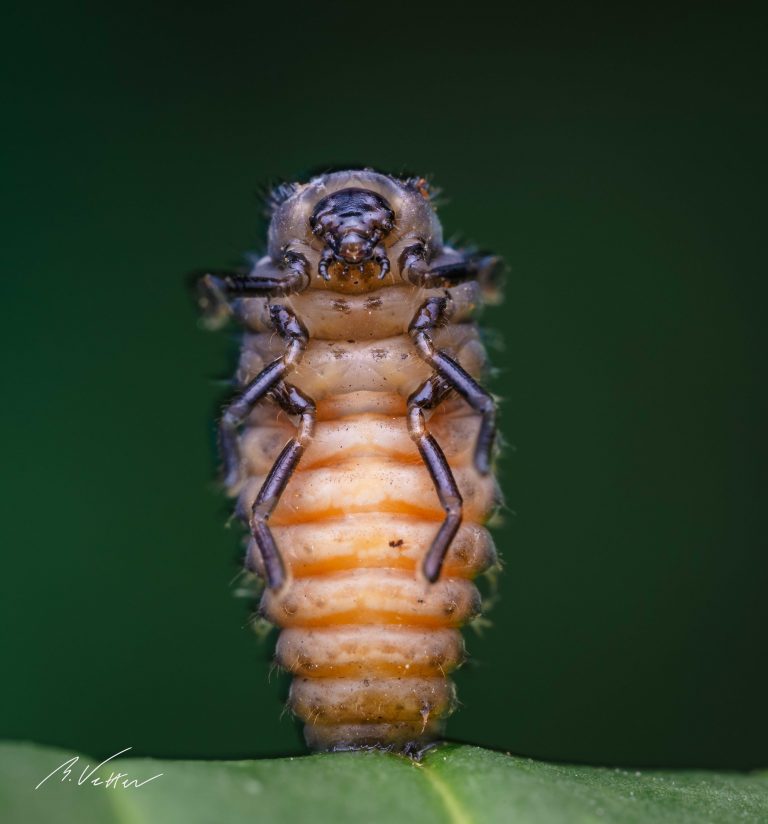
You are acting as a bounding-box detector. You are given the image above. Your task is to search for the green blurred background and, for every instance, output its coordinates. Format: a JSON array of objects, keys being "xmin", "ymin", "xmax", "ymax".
[{"xmin": 1, "ymin": 1, "xmax": 766, "ymax": 769}]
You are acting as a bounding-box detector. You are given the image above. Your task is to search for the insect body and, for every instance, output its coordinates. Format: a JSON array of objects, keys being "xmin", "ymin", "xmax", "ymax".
[{"xmin": 197, "ymin": 169, "xmax": 503, "ymax": 753}]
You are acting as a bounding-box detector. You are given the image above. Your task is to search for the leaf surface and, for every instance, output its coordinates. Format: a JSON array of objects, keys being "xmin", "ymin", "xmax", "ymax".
[{"xmin": 2, "ymin": 741, "xmax": 766, "ymax": 823}]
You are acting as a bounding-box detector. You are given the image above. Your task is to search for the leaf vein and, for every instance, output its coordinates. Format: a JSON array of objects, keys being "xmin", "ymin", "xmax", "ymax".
[{"xmin": 419, "ymin": 761, "xmax": 473, "ymax": 824}]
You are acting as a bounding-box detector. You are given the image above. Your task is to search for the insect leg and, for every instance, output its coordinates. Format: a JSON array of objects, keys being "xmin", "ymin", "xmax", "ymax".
[
  {"xmin": 247, "ymin": 382, "xmax": 316, "ymax": 590},
  {"xmin": 409, "ymin": 298, "xmax": 497, "ymax": 475},
  {"xmin": 218, "ymin": 305, "xmax": 309, "ymax": 487},
  {"xmin": 400, "ymin": 243, "xmax": 502, "ymax": 290},
  {"xmin": 407, "ymin": 375, "xmax": 462, "ymax": 583},
  {"xmin": 195, "ymin": 251, "xmax": 310, "ymax": 326}
]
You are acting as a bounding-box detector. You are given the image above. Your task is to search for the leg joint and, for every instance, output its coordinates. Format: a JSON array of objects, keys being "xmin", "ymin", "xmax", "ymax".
[
  {"xmin": 477, "ymin": 395, "xmax": 495, "ymax": 416},
  {"xmin": 444, "ymin": 497, "xmax": 463, "ymax": 519},
  {"xmin": 406, "ymin": 406, "xmax": 426, "ymax": 439},
  {"xmin": 221, "ymin": 407, "xmax": 242, "ymax": 428}
]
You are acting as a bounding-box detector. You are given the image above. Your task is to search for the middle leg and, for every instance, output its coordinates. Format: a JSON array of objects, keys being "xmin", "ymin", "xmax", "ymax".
[
  {"xmin": 246, "ymin": 382, "xmax": 316, "ymax": 590},
  {"xmin": 219, "ymin": 304, "xmax": 308, "ymax": 487},
  {"xmin": 409, "ymin": 297, "xmax": 497, "ymax": 475}
]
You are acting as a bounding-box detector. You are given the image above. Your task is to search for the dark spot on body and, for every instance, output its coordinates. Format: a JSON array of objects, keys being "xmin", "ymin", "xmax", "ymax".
[
  {"xmin": 364, "ymin": 296, "xmax": 383, "ymax": 310},
  {"xmin": 331, "ymin": 299, "xmax": 351, "ymax": 314},
  {"xmin": 389, "ymin": 539, "xmax": 404, "ymax": 547},
  {"xmin": 371, "ymin": 348, "xmax": 387, "ymax": 361},
  {"xmin": 331, "ymin": 348, "xmax": 347, "ymax": 360}
]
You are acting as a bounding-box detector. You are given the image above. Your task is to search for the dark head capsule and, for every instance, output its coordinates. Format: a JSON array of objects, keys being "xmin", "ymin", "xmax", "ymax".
[{"xmin": 310, "ymin": 188, "xmax": 395, "ymax": 281}]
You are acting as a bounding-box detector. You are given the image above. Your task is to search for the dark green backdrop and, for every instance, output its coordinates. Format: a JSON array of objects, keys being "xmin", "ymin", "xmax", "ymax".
[{"xmin": 2, "ymin": 1, "xmax": 766, "ymax": 769}]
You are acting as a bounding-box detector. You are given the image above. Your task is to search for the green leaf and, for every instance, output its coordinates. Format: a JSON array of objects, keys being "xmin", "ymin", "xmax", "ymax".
[{"xmin": 1, "ymin": 741, "xmax": 766, "ymax": 824}]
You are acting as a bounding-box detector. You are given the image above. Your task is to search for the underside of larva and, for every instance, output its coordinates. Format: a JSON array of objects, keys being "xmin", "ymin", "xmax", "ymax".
[{"xmin": 198, "ymin": 169, "xmax": 503, "ymax": 753}]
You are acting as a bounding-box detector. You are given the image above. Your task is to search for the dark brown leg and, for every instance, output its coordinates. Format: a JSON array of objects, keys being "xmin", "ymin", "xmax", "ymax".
[
  {"xmin": 194, "ymin": 251, "xmax": 310, "ymax": 326},
  {"xmin": 399, "ymin": 243, "xmax": 502, "ymax": 291},
  {"xmin": 219, "ymin": 304, "xmax": 308, "ymax": 487},
  {"xmin": 407, "ymin": 375, "xmax": 462, "ymax": 583},
  {"xmin": 409, "ymin": 297, "xmax": 497, "ymax": 475},
  {"xmin": 247, "ymin": 383, "xmax": 316, "ymax": 590}
]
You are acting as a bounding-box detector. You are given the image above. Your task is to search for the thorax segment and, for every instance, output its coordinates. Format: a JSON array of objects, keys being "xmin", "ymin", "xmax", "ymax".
[{"xmin": 236, "ymin": 281, "xmax": 482, "ymax": 341}]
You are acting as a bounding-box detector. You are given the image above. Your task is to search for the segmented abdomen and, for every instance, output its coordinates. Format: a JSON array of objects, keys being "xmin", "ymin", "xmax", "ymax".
[{"xmin": 233, "ymin": 285, "xmax": 498, "ymax": 751}]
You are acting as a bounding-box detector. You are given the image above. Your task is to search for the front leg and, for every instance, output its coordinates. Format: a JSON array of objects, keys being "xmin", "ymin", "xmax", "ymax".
[
  {"xmin": 409, "ymin": 297, "xmax": 497, "ymax": 475},
  {"xmin": 400, "ymin": 243, "xmax": 502, "ymax": 291},
  {"xmin": 195, "ymin": 251, "xmax": 310, "ymax": 327},
  {"xmin": 218, "ymin": 305, "xmax": 309, "ymax": 487}
]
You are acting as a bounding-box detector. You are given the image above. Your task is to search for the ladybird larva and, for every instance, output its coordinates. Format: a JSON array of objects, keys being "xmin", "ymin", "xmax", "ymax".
[{"xmin": 196, "ymin": 169, "xmax": 503, "ymax": 753}]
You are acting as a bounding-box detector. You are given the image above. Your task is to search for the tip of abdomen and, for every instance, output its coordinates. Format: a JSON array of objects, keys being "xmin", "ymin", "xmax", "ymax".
[
  {"xmin": 292, "ymin": 675, "xmax": 455, "ymax": 753},
  {"xmin": 303, "ymin": 719, "xmax": 445, "ymax": 754}
]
